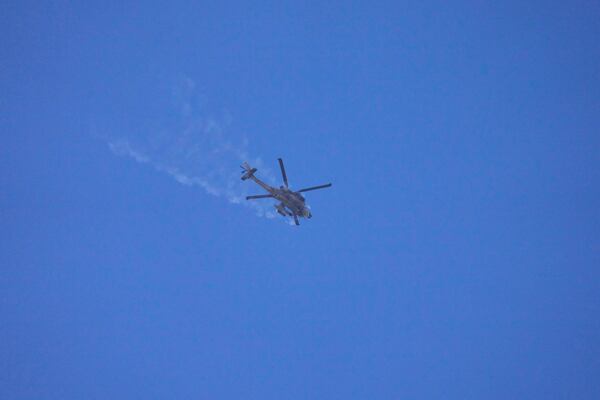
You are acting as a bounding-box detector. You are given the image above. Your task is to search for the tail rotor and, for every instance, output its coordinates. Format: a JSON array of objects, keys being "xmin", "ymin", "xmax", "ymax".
[{"xmin": 240, "ymin": 162, "xmax": 257, "ymax": 180}]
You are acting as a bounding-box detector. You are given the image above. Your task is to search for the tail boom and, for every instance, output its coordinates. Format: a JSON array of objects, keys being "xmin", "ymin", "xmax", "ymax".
[{"xmin": 241, "ymin": 162, "xmax": 274, "ymax": 193}]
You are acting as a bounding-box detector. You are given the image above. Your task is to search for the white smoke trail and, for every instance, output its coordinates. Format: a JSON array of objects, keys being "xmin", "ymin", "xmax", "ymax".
[{"xmin": 108, "ymin": 78, "xmax": 277, "ymax": 219}]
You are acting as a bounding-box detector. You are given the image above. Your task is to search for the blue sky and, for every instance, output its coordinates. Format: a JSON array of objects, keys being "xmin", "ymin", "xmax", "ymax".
[{"xmin": 2, "ymin": 1, "xmax": 599, "ymax": 398}]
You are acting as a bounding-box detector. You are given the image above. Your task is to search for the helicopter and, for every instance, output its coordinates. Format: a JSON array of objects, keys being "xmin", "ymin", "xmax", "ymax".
[{"xmin": 241, "ymin": 158, "xmax": 332, "ymax": 225}]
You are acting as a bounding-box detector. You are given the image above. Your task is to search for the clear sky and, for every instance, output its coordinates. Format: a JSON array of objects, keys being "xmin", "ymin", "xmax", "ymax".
[{"xmin": 2, "ymin": 1, "xmax": 599, "ymax": 398}]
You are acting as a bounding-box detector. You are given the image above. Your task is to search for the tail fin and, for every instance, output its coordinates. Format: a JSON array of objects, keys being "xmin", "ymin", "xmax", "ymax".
[{"xmin": 240, "ymin": 162, "xmax": 257, "ymax": 180}]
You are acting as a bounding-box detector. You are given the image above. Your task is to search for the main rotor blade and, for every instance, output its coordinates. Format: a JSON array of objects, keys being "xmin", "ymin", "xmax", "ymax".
[
  {"xmin": 246, "ymin": 194, "xmax": 274, "ymax": 200},
  {"xmin": 278, "ymin": 158, "xmax": 289, "ymax": 187},
  {"xmin": 297, "ymin": 183, "xmax": 332, "ymax": 193},
  {"xmin": 293, "ymin": 213, "xmax": 300, "ymax": 226}
]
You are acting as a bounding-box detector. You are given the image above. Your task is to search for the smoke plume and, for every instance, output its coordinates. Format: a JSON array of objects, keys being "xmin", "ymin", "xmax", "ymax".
[{"xmin": 108, "ymin": 78, "xmax": 277, "ymax": 219}]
